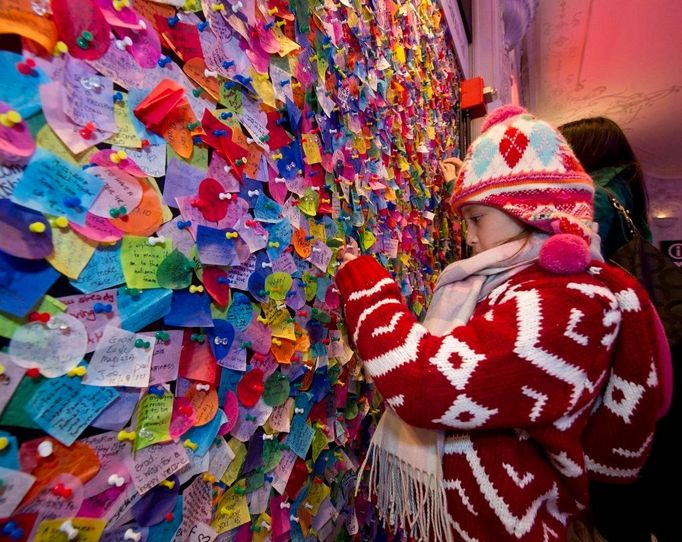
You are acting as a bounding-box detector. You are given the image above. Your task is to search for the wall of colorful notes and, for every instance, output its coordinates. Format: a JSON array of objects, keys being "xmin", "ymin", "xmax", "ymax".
[{"xmin": 0, "ymin": 0, "xmax": 462, "ymax": 539}]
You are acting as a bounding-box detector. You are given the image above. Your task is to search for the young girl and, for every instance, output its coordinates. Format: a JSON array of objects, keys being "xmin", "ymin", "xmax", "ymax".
[{"xmin": 336, "ymin": 106, "xmax": 670, "ymax": 542}]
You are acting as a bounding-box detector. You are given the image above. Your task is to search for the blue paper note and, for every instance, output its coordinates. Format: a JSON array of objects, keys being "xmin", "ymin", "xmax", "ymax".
[
  {"xmin": 70, "ymin": 243, "xmax": 126, "ymax": 294},
  {"xmin": 264, "ymin": 220, "xmax": 292, "ymax": 261},
  {"xmin": 163, "ymin": 159, "xmax": 206, "ymax": 208},
  {"xmin": 163, "ymin": 289, "xmax": 213, "ymax": 327},
  {"xmin": 90, "ymin": 387, "xmax": 140, "ymax": 431},
  {"xmin": 0, "ymin": 51, "xmax": 49, "ymax": 118},
  {"xmin": 11, "ymin": 149, "xmax": 104, "ymax": 226},
  {"xmin": 196, "ymin": 225, "xmax": 236, "ymax": 266},
  {"xmin": 0, "ymin": 431, "xmax": 19, "ymax": 469},
  {"xmin": 226, "ymin": 292, "xmax": 254, "ymax": 331},
  {"xmin": 118, "ymin": 287, "xmax": 173, "ymax": 332},
  {"xmin": 254, "ymin": 194, "xmax": 283, "ymax": 223},
  {"xmin": 0, "ymin": 252, "xmax": 60, "ymax": 317},
  {"xmin": 286, "ymin": 414, "xmax": 315, "ymax": 459},
  {"xmin": 26, "ymin": 373, "xmax": 119, "ymax": 446},
  {"xmin": 182, "ymin": 409, "xmax": 225, "ymax": 457},
  {"xmin": 146, "ymin": 495, "xmax": 182, "ymax": 542}
]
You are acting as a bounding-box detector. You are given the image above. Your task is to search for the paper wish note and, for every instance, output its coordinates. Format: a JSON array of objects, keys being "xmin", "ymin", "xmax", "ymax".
[
  {"xmin": 134, "ymin": 391, "xmax": 173, "ymax": 450},
  {"xmin": 60, "ymin": 289, "xmax": 120, "ymax": 353},
  {"xmin": 162, "ymin": 158, "xmax": 205, "ymax": 208},
  {"xmin": 211, "ymin": 488, "xmax": 251, "ymax": 534},
  {"xmin": 0, "ymin": 252, "xmax": 60, "ymax": 318},
  {"xmin": 142, "ymin": 329, "xmax": 183, "ymax": 385},
  {"xmin": 112, "ymin": 144, "xmax": 166, "ymax": 178},
  {"xmin": 84, "ymin": 325, "xmax": 156, "ymax": 387},
  {"xmin": 45, "ymin": 223, "xmax": 98, "ymax": 279},
  {"xmin": 11, "ymin": 148, "xmax": 103, "ymax": 226},
  {"xmin": 26, "ymin": 374, "xmax": 119, "ymax": 445},
  {"xmin": 0, "ymin": 51, "xmax": 50, "ymax": 118},
  {"xmin": 40, "ymin": 81, "xmax": 114, "ymax": 155},
  {"xmin": 70, "ymin": 243, "xmax": 126, "ymax": 294},
  {"xmin": 128, "ymin": 440, "xmax": 189, "ymax": 495},
  {"xmin": 121, "ymin": 235, "xmax": 173, "ymax": 289},
  {"xmin": 33, "ymin": 518, "xmax": 106, "ymax": 542},
  {"xmin": 117, "ymin": 287, "xmax": 172, "ymax": 332},
  {"xmin": 62, "ymin": 56, "xmax": 117, "ymax": 133},
  {"xmin": 0, "ymin": 466, "xmax": 35, "ymax": 517}
]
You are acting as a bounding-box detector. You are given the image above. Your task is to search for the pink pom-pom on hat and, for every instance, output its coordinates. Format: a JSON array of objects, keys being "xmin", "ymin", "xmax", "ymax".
[{"xmin": 538, "ymin": 234, "xmax": 592, "ymax": 274}]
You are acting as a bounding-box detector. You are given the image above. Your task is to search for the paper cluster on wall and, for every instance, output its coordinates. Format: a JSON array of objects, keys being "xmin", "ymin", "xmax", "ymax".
[{"xmin": 0, "ymin": 0, "xmax": 461, "ymax": 539}]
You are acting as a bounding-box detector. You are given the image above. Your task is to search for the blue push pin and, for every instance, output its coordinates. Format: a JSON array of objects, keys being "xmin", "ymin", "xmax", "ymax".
[
  {"xmin": 263, "ymin": 21, "xmax": 275, "ymax": 30},
  {"xmin": 220, "ymin": 112, "xmax": 233, "ymax": 120},
  {"xmin": 198, "ymin": 21, "xmax": 209, "ymax": 31},
  {"xmin": 223, "ymin": 81, "xmax": 236, "ymax": 90},
  {"xmin": 63, "ymin": 196, "xmax": 82, "ymax": 211},
  {"xmin": 157, "ymin": 55, "xmax": 171, "ymax": 68},
  {"xmin": 222, "ymin": 60, "xmax": 235, "ymax": 69},
  {"xmin": 167, "ymin": 15, "xmax": 180, "ymax": 27},
  {"xmin": 113, "ymin": 91, "xmax": 123, "ymax": 103},
  {"xmin": 93, "ymin": 302, "xmax": 113, "ymax": 314},
  {"xmin": 192, "ymin": 135, "xmax": 203, "ymax": 145},
  {"xmin": 177, "ymin": 220, "xmax": 192, "ymax": 230},
  {"xmin": 213, "ymin": 129, "xmax": 227, "ymax": 137},
  {"xmin": 148, "ymin": 385, "xmax": 165, "ymax": 396}
]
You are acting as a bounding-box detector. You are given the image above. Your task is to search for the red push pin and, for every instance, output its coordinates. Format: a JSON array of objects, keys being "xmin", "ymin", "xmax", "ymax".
[
  {"xmin": 28, "ymin": 312, "xmax": 51, "ymax": 323},
  {"xmin": 165, "ymin": 512, "xmax": 174, "ymax": 522},
  {"xmin": 26, "ymin": 368, "xmax": 41, "ymax": 378},
  {"xmin": 52, "ymin": 483, "xmax": 73, "ymax": 498},
  {"xmin": 141, "ymin": 139, "xmax": 150, "ymax": 148},
  {"xmin": 16, "ymin": 58, "xmax": 36, "ymax": 75},
  {"xmin": 79, "ymin": 122, "xmax": 96, "ymax": 140}
]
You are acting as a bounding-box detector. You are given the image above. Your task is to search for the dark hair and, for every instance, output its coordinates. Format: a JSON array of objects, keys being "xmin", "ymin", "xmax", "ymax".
[{"xmin": 558, "ymin": 117, "xmax": 648, "ymax": 228}]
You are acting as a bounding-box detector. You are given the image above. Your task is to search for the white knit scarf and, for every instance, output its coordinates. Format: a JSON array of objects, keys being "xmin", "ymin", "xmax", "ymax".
[{"xmin": 356, "ymin": 233, "xmax": 560, "ymax": 541}]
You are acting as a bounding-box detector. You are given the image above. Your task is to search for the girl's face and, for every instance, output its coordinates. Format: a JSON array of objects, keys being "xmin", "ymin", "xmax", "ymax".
[{"xmin": 461, "ymin": 204, "xmax": 527, "ymax": 255}]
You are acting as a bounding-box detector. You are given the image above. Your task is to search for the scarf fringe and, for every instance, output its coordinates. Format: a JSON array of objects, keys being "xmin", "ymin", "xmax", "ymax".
[{"xmin": 356, "ymin": 440, "xmax": 455, "ymax": 542}]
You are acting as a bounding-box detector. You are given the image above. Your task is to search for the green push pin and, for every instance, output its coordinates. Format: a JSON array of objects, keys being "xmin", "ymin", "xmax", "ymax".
[{"xmin": 77, "ymin": 30, "xmax": 94, "ymax": 50}]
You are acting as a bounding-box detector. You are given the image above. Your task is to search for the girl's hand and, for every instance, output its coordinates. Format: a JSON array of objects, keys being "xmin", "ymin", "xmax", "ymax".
[
  {"xmin": 337, "ymin": 240, "xmax": 360, "ymax": 271},
  {"xmin": 439, "ymin": 157, "xmax": 464, "ymax": 182}
]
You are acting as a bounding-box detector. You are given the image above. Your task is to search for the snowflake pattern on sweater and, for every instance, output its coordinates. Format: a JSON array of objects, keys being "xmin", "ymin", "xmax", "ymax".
[{"xmin": 336, "ymin": 256, "xmax": 664, "ymax": 542}]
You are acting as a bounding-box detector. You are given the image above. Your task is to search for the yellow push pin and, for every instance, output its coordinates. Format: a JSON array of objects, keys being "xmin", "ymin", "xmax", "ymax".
[
  {"xmin": 183, "ymin": 439, "xmax": 198, "ymax": 451},
  {"xmin": 0, "ymin": 110, "xmax": 22, "ymax": 128},
  {"xmin": 29, "ymin": 221, "xmax": 46, "ymax": 233},
  {"xmin": 160, "ymin": 479, "xmax": 176, "ymax": 490},
  {"xmin": 202, "ymin": 473, "xmax": 216, "ymax": 483},
  {"xmin": 111, "ymin": 150, "xmax": 127, "ymax": 164},
  {"xmin": 50, "ymin": 216, "xmax": 69, "ymax": 229},
  {"xmin": 53, "ymin": 41, "xmax": 69, "ymax": 56},
  {"xmin": 67, "ymin": 366, "xmax": 87, "ymax": 377},
  {"xmin": 0, "ymin": 437, "xmax": 9, "ymax": 451},
  {"xmin": 117, "ymin": 430, "xmax": 137, "ymax": 442}
]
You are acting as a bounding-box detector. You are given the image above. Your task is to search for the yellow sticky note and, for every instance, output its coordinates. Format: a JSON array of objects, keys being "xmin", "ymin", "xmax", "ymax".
[
  {"xmin": 250, "ymin": 70, "xmax": 276, "ymax": 108},
  {"xmin": 34, "ymin": 517, "xmax": 106, "ymax": 542},
  {"xmin": 273, "ymin": 27, "xmax": 301, "ymax": 57},
  {"xmin": 0, "ymin": 295, "xmax": 65, "ymax": 339},
  {"xmin": 317, "ymin": 57, "xmax": 329, "ymax": 80},
  {"xmin": 221, "ymin": 438, "xmax": 246, "ymax": 487},
  {"xmin": 393, "ymin": 44, "xmax": 406, "ymax": 64},
  {"xmin": 36, "ymin": 125, "xmax": 96, "ymax": 166},
  {"xmin": 308, "ymin": 221, "xmax": 326, "ymax": 242},
  {"xmin": 46, "ymin": 226, "xmax": 98, "ymax": 279},
  {"xmin": 305, "ymin": 480, "xmax": 330, "ymax": 514},
  {"xmin": 107, "ymin": 94, "xmax": 142, "ymax": 148},
  {"xmin": 219, "ymin": 86, "xmax": 243, "ymax": 114},
  {"xmin": 312, "ymin": 428, "xmax": 328, "ymax": 462},
  {"xmin": 120, "ymin": 236, "xmax": 173, "ymax": 289},
  {"xmin": 212, "ymin": 487, "xmax": 251, "ymax": 534},
  {"xmin": 252, "ymin": 513, "xmax": 271, "ymax": 542},
  {"xmin": 302, "ymin": 133, "xmax": 322, "ymax": 165}
]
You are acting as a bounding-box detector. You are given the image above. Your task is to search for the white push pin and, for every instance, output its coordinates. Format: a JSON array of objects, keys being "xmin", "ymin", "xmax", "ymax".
[
  {"xmin": 290, "ymin": 515, "xmax": 300, "ymax": 523},
  {"xmin": 108, "ymin": 474, "xmax": 126, "ymax": 487},
  {"xmin": 218, "ymin": 192, "xmax": 233, "ymax": 200},
  {"xmin": 37, "ymin": 440, "xmax": 53, "ymax": 458},
  {"xmin": 304, "ymin": 502, "xmax": 313, "ymax": 510},
  {"xmin": 124, "ymin": 528, "xmax": 142, "ymax": 541},
  {"xmin": 116, "ymin": 36, "xmax": 133, "ymax": 50},
  {"xmin": 274, "ymin": 177, "xmax": 286, "ymax": 183},
  {"xmin": 148, "ymin": 235, "xmax": 166, "ymax": 246},
  {"xmin": 59, "ymin": 520, "xmax": 79, "ymax": 540},
  {"xmin": 204, "ymin": 69, "xmax": 218, "ymax": 78},
  {"xmin": 247, "ymin": 189, "xmax": 260, "ymax": 197},
  {"xmin": 294, "ymin": 407, "xmax": 304, "ymax": 414},
  {"xmin": 138, "ymin": 20, "xmax": 147, "ymax": 30},
  {"xmin": 262, "ymin": 433, "xmax": 274, "ymax": 440},
  {"xmin": 280, "ymin": 501, "xmax": 290, "ymax": 509},
  {"xmin": 232, "ymin": 1, "xmax": 243, "ymax": 12},
  {"xmin": 261, "ymin": 262, "xmax": 272, "ymax": 269},
  {"xmin": 196, "ymin": 383, "xmax": 210, "ymax": 391}
]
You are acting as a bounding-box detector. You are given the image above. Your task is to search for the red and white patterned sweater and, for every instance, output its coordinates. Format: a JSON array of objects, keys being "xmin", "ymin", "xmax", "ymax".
[{"xmin": 336, "ymin": 256, "xmax": 664, "ymax": 542}]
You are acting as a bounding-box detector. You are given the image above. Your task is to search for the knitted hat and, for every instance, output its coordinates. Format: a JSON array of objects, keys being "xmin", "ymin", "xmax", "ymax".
[{"xmin": 451, "ymin": 105, "xmax": 595, "ymax": 273}]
